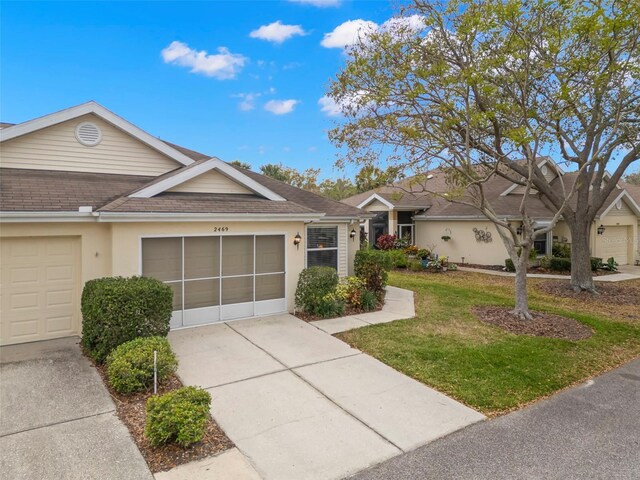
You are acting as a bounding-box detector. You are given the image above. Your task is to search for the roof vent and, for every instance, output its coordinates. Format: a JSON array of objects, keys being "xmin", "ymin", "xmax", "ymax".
[{"xmin": 75, "ymin": 122, "xmax": 102, "ymax": 146}]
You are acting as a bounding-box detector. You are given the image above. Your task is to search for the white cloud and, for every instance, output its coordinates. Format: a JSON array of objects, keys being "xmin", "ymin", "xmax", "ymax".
[
  {"xmin": 264, "ymin": 99, "xmax": 299, "ymax": 115},
  {"xmin": 381, "ymin": 15, "xmax": 424, "ymax": 33},
  {"xmin": 318, "ymin": 90, "xmax": 370, "ymax": 116},
  {"xmin": 161, "ymin": 41, "xmax": 247, "ymax": 79},
  {"xmin": 321, "ymin": 15, "xmax": 424, "ymax": 50},
  {"xmin": 232, "ymin": 92, "xmax": 260, "ymax": 111},
  {"xmin": 318, "ymin": 95, "xmax": 342, "ymax": 116},
  {"xmin": 321, "ymin": 19, "xmax": 377, "ymax": 49},
  {"xmin": 289, "ymin": 0, "xmax": 341, "ymax": 7},
  {"xmin": 250, "ymin": 21, "xmax": 307, "ymax": 44}
]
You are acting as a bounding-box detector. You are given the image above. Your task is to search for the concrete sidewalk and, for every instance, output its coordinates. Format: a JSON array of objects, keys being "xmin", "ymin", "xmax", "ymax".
[
  {"xmin": 0, "ymin": 338, "xmax": 153, "ymax": 480},
  {"xmin": 351, "ymin": 359, "xmax": 640, "ymax": 480},
  {"xmin": 458, "ymin": 264, "xmax": 640, "ymax": 282},
  {"xmin": 169, "ymin": 311, "xmax": 484, "ymax": 480}
]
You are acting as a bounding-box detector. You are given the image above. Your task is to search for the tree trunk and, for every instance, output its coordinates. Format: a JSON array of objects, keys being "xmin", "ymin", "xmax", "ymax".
[
  {"xmin": 570, "ymin": 221, "xmax": 596, "ymax": 292},
  {"xmin": 512, "ymin": 252, "xmax": 533, "ymax": 320}
]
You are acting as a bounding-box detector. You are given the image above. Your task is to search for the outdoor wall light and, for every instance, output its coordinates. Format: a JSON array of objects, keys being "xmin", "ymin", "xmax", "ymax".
[
  {"xmin": 293, "ymin": 232, "xmax": 302, "ymax": 249},
  {"xmin": 597, "ymin": 224, "xmax": 606, "ymax": 235},
  {"xmin": 350, "ymin": 228, "xmax": 357, "ymax": 241},
  {"xmin": 516, "ymin": 225, "xmax": 523, "ymax": 235}
]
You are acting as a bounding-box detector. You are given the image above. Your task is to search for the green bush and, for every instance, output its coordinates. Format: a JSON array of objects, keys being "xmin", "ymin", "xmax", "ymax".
[
  {"xmin": 386, "ymin": 249, "xmax": 408, "ymax": 268},
  {"xmin": 145, "ymin": 386, "xmax": 211, "ymax": 447},
  {"xmin": 604, "ymin": 257, "xmax": 618, "ymax": 271},
  {"xmin": 81, "ymin": 276, "xmax": 173, "ymax": 363},
  {"xmin": 361, "ymin": 290, "xmax": 378, "ymax": 311},
  {"xmin": 315, "ymin": 293, "xmax": 345, "ymax": 318},
  {"xmin": 295, "ymin": 267, "xmax": 339, "ymax": 315},
  {"xmin": 591, "ymin": 257, "xmax": 603, "ymax": 271},
  {"xmin": 354, "ymin": 249, "xmax": 392, "ymax": 298},
  {"xmin": 549, "ymin": 257, "xmax": 572, "ymax": 271},
  {"xmin": 552, "ymin": 242, "xmax": 571, "ymax": 258},
  {"xmin": 505, "ymin": 258, "xmax": 515, "ymax": 272},
  {"xmin": 409, "ymin": 260, "xmax": 423, "ymax": 272},
  {"xmin": 106, "ymin": 337, "xmax": 178, "ymax": 395}
]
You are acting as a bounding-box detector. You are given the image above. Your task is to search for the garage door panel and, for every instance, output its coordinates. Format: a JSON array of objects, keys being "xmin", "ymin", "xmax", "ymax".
[
  {"xmin": 7, "ymin": 266, "xmax": 40, "ymax": 285},
  {"xmin": 597, "ymin": 226, "xmax": 629, "ymax": 265},
  {"xmin": 1, "ymin": 237, "xmax": 80, "ymax": 346}
]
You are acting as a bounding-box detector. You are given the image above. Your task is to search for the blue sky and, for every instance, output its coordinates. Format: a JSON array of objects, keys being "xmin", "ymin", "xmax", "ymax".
[{"xmin": 1, "ymin": 0, "xmax": 400, "ymax": 179}]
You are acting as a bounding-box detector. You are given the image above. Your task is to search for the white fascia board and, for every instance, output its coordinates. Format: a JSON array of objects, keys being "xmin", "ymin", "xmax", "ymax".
[
  {"xmin": 0, "ymin": 101, "xmax": 195, "ymax": 167},
  {"xmin": 95, "ymin": 212, "xmax": 323, "ymax": 222},
  {"xmin": 414, "ymin": 214, "xmax": 523, "ymax": 221},
  {"xmin": 500, "ymin": 158, "xmax": 564, "ymax": 197},
  {"xmin": 130, "ymin": 157, "xmax": 286, "ymax": 201},
  {"xmin": 0, "ymin": 212, "xmax": 97, "ymax": 222},
  {"xmin": 356, "ymin": 193, "xmax": 394, "ymax": 209},
  {"xmin": 599, "ymin": 190, "xmax": 640, "ymax": 218}
]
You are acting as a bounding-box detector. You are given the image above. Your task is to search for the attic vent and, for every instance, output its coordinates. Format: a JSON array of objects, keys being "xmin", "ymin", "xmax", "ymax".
[
  {"xmin": 541, "ymin": 165, "xmax": 549, "ymax": 175},
  {"xmin": 75, "ymin": 122, "xmax": 102, "ymax": 146}
]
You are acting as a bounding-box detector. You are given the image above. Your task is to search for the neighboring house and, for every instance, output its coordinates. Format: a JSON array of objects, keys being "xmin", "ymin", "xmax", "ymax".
[
  {"xmin": 343, "ymin": 158, "xmax": 640, "ymax": 266},
  {"xmin": 0, "ymin": 102, "xmax": 366, "ymax": 346}
]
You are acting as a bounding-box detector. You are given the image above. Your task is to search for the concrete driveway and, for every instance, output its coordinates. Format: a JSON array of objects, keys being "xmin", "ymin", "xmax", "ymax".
[
  {"xmin": 351, "ymin": 359, "xmax": 640, "ymax": 480},
  {"xmin": 169, "ymin": 314, "xmax": 484, "ymax": 480},
  {"xmin": 0, "ymin": 338, "xmax": 152, "ymax": 480}
]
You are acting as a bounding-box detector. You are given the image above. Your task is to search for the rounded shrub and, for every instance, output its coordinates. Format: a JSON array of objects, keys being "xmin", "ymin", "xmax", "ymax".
[
  {"xmin": 81, "ymin": 276, "xmax": 173, "ymax": 363},
  {"xmin": 106, "ymin": 336, "xmax": 178, "ymax": 395},
  {"xmin": 295, "ymin": 266, "xmax": 339, "ymax": 315},
  {"xmin": 361, "ymin": 290, "xmax": 378, "ymax": 312},
  {"xmin": 145, "ymin": 386, "xmax": 211, "ymax": 447}
]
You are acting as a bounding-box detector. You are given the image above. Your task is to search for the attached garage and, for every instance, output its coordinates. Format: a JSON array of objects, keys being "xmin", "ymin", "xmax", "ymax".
[
  {"xmin": 596, "ymin": 226, "xmax": 629, "ymax": 265},
  {"xmin": 0, "ymin": 236, "xmax": 80, "ymax": 346},
  {"xmin": 141, "ymin": 234, "xmax": 287, "ymax": 329}
]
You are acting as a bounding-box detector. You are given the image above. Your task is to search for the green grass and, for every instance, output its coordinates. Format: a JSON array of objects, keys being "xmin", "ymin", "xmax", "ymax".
[{"xmin": 337, "ymin": 271, "xmax": 640, "ymax": 416}]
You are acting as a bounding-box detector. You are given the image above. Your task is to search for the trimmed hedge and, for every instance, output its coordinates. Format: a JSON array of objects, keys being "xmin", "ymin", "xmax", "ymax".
[
  {"xmin": 81, "ymin": 276, "xmax": 173, "ymax": 362},
  {"xmin": 145, "ymin": 386, "xmax": 211, "ymax": 447},
  {"xmin": 106, "ymin": 336, "xmax": 178, "ymax": 394},
  {"xmin": 295, "ymin": 267, "xmax": 339, "ymax": 315},
  {"xmin": 354, "ymin": 249, "xmax": 393, "ymax": 298},
  {"xmin": 549, "ymin": 257, "xmax": 572, "ymax": 271}
]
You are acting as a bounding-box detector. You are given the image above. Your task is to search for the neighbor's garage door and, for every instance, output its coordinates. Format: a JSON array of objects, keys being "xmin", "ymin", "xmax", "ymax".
[
  {"xmin": 0, "ymin": 237, "xmax": 80, "ymax": 346},
  {"xmin": 597, "ymin": 226, "xmax": 629, "ymax": 265},
  {"xmin": 142, "ymin": 235, "xmax": 286, "ymax": 329}
]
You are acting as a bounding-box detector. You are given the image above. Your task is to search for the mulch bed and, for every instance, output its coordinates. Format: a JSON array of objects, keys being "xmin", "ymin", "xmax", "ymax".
[
  {"xmin": 537, "ymin": 281, "xmax": 640, "ymax": 307},
  {"xmin": 92, "ymin": 360, "xmax": 234, "ymax": 473},
  {"xmin": 472, "ymin": 306, "xmax": 593, "ymax": 340},
  {"xmin": 463, "ymin": 263, "xmax": 615, "ymax": 276}
]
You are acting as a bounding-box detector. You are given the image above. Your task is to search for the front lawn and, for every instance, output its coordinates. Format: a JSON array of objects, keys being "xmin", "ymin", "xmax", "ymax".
[{"xmin": 337, "ymin": 271, "xmax": 640, "ymax": 416}]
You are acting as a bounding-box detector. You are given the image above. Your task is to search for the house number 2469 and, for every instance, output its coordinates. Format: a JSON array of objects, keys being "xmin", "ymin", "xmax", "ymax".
[{"xmin": 213, "ymin": 226, "xmax": 229, "ymax": 232}]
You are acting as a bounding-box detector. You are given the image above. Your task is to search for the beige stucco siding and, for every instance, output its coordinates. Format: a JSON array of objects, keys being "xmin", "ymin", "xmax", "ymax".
[
  {"xmin": 0, "ymin": 114, "xmax": 180, "ymax": 176},
  {"xmin": 0, "ymin": 222, "xmax": 113, "ymax": 286},
  {"xmin": 415, "ymin": 220, "xmax": 509, "ymax": 265},
  {"xmin": 168, "ymin": 170, "xmax": 252, "ymax": 194}
]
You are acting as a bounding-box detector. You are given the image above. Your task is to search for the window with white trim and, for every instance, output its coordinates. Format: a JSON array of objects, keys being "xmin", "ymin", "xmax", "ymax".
[{"xmin": 306, "ymin": 226, "xmax": 338, "ymax": 270}]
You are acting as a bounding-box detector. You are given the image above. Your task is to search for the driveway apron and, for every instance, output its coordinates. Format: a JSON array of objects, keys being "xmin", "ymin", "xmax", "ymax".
[
  {"xmin": 170, "ymin": 314, "xmax": 484, "ymax": 480},
  {"xmin": 0, "ymin": 338, "xmax": 153, "ymax": 480}
]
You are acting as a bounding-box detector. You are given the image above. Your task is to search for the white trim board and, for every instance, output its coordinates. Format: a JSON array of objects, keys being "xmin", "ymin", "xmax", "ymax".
[
  {"xmin": 0, "ymin": 101, "xmax": 195, "ymax": 167},
  {"xmin": 128, "ymin": 157, "xmax": 286, "ymax": 202},
  {"xmin": 356, "ymin": 193, "xmax": 395, "ymax": 210}
]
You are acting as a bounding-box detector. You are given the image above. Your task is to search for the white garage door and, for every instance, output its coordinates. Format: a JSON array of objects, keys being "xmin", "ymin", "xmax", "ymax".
[
  {"xmin": 142, "ymin": 235, "xmax": 286, "ymax": 329},
  {"xmin": 597, "ymin": 226, "xmax": 629, "ymax": 265},
  {"xmin": 1, "ymin": 237, "xmax": 80, "ymax": 346}
]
